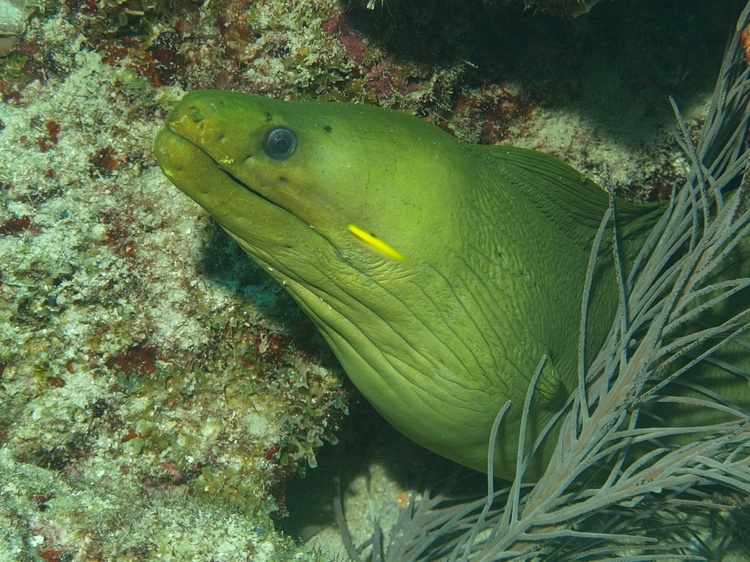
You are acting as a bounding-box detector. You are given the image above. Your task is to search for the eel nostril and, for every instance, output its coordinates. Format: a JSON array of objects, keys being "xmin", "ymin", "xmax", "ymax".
[{"xmin": 188, "ymin": 107, "xmax": 204, "ymax": 122}]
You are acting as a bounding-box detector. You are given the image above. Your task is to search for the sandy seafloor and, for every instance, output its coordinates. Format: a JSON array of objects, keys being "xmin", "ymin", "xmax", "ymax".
[{"xmin": 1, "ymin": 0, "xmax": 749, "ymax": 560}]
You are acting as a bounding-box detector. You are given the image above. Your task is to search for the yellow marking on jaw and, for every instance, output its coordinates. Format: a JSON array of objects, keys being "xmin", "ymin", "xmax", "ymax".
[{"xmin": 348, "ymin": 224, "xmax": 407, "ymax": 263}]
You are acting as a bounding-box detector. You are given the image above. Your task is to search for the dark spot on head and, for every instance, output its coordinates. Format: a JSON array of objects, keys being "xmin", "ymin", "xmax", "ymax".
[
  {"xmin": 279, "ymin": 177, "xmax": 288, "ymax": 183},
  {"xmin": 266, "ymin": 112, "xmax": 273, "ymax": 121},
  {"xmin": 323, "ymin": 125, "xmax": 332, "ymax": 133}
]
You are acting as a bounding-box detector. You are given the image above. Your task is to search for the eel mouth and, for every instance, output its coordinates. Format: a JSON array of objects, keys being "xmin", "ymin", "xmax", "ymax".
[
  {"xmin": 157, "ymin": 119, "xmax": 404, "ymax": 267},
  {"xmin": 154, "ymin": 125, "xmax": 347, "ymax": 271},
  {"xmin": 157, "ymin": 124, "xmax": 295, "ymax": 218}
]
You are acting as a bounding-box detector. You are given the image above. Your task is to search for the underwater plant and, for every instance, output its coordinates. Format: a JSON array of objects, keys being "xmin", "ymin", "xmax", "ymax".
[{"xmin": 337, "ymin": 4, "xmax": 750, "ymax": 561}]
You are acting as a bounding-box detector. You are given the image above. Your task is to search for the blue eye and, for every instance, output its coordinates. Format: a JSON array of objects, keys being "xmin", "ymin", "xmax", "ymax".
[{"xmin": 263, "ymin": 127, "xmax": 297, "ymax": 159}]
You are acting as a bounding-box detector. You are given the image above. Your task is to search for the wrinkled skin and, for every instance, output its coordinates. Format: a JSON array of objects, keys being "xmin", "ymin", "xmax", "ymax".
[{"xmin": 155, "ymin": 91, "xmax": 750, "ymax": 480}]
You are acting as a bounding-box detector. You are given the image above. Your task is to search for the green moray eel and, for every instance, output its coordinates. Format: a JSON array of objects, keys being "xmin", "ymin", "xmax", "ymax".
[{"xmin": 154, "ymin": 91, "xmax": 750, "ymax": 481}]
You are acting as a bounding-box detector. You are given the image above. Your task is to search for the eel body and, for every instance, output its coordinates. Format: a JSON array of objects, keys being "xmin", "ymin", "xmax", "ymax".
[{"xmin": 155, "ymin": 91, "xmax": 750, "ymax": 480}]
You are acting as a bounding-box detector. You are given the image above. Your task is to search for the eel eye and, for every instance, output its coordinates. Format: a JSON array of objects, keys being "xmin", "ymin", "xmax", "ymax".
[{"xmin": 263, "ymin": 127, "xmax": 297, "ymax": 160}]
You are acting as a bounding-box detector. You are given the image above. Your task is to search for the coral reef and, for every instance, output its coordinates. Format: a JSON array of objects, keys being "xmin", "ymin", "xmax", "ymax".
[
  {"xmin": 0, "ymin": 4, "xmax": 348, "ymax": 560},
  {"xmin": 0, "ymin": 0, "xmax": 27, "ymax": 56},
  {"xmin": 0, "ymin": 0, "xmax": 745, "ymax": 560}
]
